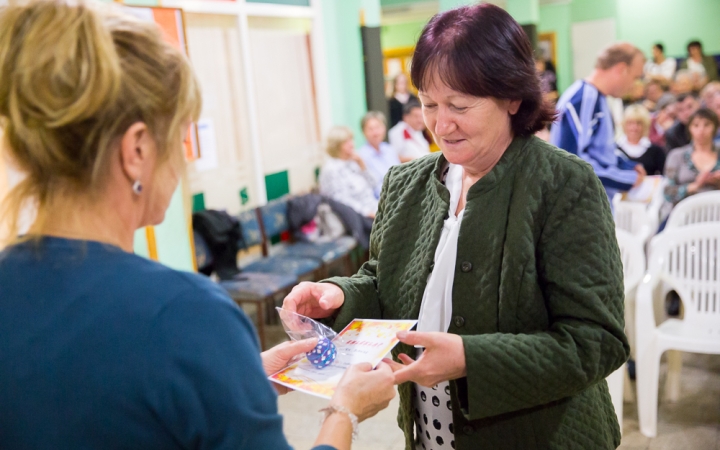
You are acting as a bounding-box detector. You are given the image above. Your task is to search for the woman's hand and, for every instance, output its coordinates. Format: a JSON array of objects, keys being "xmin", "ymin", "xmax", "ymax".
[
  {"xmin": 282, "ymin": 282, "xmax": 345, "ymax": 318},
  {"xmin": 350, "ymin": 153, "xmax": 367, "ymax": 171},
  {"xmin": 382, "ymin": 331, "xmax": 467, "ymax": 387},
  {"xmin": 330, "ymin": 362, "xmax": 396, "ymax": 422},
  {"xmin": 689, "ymin": 171, "xmax": 713, "ymax": 193},
  {"xmin": 632, "ymin": 164, "xmax": 647, "ymax": 188},
  {"xmin": 261, "ymin": 338, "xmax": 317, "ymax": 395}
]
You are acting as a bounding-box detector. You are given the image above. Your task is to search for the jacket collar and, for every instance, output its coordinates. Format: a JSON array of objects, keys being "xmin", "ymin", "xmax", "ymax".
[{"xmin": 431, "ymin": 135, "xmax": 529, "ymax": 201}]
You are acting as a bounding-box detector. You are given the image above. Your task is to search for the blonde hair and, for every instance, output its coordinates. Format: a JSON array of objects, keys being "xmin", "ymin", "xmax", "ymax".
[
  {"xmin": 623, "ymin": 104, "xmax": 651, "ymax": 136},
  {"xmin": 360, "ymin": 111, "xmax": 387, "ymax": 131},
  {"xmin": 0, "ymin": 0, "xmax": 201, "ymax": 243},
  {"xmin": 325, "ymin": 126, "xmax": 353, "ymax": 158}
]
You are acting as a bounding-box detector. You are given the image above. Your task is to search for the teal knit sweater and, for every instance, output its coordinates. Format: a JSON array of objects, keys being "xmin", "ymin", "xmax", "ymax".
[{"xmin": 326, "ymin": 135, "xmax": 629, "ymax": 450}]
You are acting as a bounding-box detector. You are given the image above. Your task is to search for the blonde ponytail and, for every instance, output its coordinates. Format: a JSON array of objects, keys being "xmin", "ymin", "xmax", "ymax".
[{"xmin": 0, "ymin": 0, "xmax": 201, "ymax": 244}]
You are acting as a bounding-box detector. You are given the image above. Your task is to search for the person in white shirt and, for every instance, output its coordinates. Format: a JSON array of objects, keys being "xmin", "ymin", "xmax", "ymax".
[
  {"xmin": 356, "ymin": 111, "xmax": 401, "ymax": 198},
  {"xmin": 318, "ymin": 125, "xmax": 378, "ymax": 218},
  {"xmin": 644, "ymin": 43, "xmax": 676, "ymax": 83},
  {"xmin": 388, "ymin": 100, "xmax": 430, "ymax": 163}
]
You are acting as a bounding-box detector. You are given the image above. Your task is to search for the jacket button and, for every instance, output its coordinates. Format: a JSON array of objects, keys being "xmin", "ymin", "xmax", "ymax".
[
  {"xmin": 462, "ymin": 424, "xmax": 474, "ymax": 435},
  {"xmin": 429, "ymin": 262, "xmax": 434, "ymax": 273},
  {"xmin": 453, "ymin": 316, "xmax": 465, "ymax": 328},
  {"xmin": 461, "ymin": 261, "xmax": 473, "ymax": 272}
]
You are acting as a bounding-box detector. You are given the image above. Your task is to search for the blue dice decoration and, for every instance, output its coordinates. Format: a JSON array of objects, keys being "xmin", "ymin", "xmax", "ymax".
[{"xmin": 306, "ymin": 337, "xmax": 337, "ymax": 369}]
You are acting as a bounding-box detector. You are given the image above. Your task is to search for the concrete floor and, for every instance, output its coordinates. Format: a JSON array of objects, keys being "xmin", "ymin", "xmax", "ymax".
[{"xmin": 273, "ymin": 329, "xmax": 720, "ymax": 450}]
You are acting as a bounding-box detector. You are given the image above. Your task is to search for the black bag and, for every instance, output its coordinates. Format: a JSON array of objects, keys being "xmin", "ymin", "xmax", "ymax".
[{"xmin": 192, "ymin": 210, "xmax": 241, "ymax": 280}]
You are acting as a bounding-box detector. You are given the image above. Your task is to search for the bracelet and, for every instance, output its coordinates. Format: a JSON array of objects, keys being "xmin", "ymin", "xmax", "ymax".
[{"xmin": 319, "ymin": 404, "xmax": 359, "ymax": 441}]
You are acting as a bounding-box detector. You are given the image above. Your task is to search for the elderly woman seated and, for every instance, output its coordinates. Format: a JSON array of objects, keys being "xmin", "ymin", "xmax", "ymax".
[
  {"xmin": 319, "ymin": 126, "xmax": 378, "ymax": 218},
  {"xmin": 616, "ymin": 104, "xmax": 666, "ymax": 175}
]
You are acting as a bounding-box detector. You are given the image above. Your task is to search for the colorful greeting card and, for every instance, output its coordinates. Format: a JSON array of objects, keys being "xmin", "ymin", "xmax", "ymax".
[{"xmin": 269, "ymin": 319, "xmax": 417, "ymax": 399}]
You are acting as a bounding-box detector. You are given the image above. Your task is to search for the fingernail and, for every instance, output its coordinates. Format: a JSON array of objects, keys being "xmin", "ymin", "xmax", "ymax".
[{"xmin": 397, "ymin": 331, "xmax": 407, "ymax": 339}]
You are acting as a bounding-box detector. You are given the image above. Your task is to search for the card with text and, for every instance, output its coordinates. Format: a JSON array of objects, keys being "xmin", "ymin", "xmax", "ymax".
[{"xmin": 269, "ymin": 319, "xmax": 417, "ymax": 399}]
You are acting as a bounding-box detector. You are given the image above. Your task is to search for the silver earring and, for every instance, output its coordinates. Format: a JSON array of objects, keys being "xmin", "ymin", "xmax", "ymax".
[{"xmin": 132, "ymin": 180, "xmax": 143, "ymax": 195}]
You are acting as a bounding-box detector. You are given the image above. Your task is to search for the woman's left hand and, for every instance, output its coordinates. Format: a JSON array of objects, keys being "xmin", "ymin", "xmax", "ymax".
[
  {"xmin": 261, "ymin": 338, "xmax": 317, "ymax": 394},
  {"xmin": 382, "ymin": 331, "xmax": 466, "ymax": 387}
]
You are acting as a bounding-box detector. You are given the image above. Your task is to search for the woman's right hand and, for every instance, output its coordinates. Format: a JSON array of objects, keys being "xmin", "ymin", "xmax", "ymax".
[
  {"xmin": 330, "ymin": 362, "xmax": 396, "ymax": 422},
  {"xmin": 282, "ymin": 282, "xmax": 345, "ymax": 318},
  {"xmin": 689, "ymin": 171, "xmax": 713, "ymax": 193}
]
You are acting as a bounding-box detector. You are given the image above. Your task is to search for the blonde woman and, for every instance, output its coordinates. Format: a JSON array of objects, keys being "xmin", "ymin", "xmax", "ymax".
[
  {"xmin": 616, "ymin": 104, "xmax": 666, "ymax": 175},
  {"xmin": 0, "ymin": 2, "xmax": 394, "ymax": 449},
  {"xmin": 319, "ymin": 126, "xmax": 378, "ymax": 218}
]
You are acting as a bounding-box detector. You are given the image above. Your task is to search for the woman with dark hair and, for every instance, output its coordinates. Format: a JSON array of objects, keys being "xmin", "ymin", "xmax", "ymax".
[
  {"xmin": 388, "ymin": 73, "xmax": 419, "ymax": 129},
  {"xmin": 284, "ymin": 4, "xmax": 628, "ymax": 449},
  {"xmin": 664, "ymin": 108, "xmax": 720, "ymax": 206}
]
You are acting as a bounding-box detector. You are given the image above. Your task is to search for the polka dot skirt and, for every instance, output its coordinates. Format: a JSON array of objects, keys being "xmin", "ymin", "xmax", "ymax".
[{"xmin": 413, "ymin": 381, "xmax": 455, "ymax": 449}]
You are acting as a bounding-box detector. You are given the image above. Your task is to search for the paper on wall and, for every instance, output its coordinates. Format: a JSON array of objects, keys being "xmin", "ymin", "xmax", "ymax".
[{"xmin": 194, "ymin": 118, "xmax": 219, "ymax": 172}]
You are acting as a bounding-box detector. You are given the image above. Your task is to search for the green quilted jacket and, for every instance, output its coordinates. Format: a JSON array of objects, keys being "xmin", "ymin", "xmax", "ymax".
[{"xmin": 326, "ymin": 135, "xmax": 629, "ymax": 450}]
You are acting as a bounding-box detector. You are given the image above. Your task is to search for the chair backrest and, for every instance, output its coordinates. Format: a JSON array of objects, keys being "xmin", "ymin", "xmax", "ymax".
[
  {"xmin": 258, "ymin": 198, "xmax": 290, "ymax": 239},
  {"xmin": 614, "ymin": 200, "xmax": 656, "ymax": 244},
  {"xmin": 616, "ymin": 229, "xmax": 646, "ymax": 296},
  {"xmin": 238, "ymin": 209, "xmax": 263, "ymax": 249},
  {"xmin": 665, "ymin": 191, "xmax": 720, "ymax": 229},
  {"xmin": 649, "ymin": 224, "xmax": 720, "ymax": 326}
]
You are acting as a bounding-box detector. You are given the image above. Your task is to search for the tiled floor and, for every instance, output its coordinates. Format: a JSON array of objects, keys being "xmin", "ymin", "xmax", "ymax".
[{"xmin": 276, "ymin": 344, "xmax": 720, "ymax": 450}]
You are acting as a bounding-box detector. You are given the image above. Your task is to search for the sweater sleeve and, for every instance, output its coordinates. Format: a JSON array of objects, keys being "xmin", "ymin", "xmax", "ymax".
[
  {"xmin": 143, "ymin": 282, "xmax": 294, "ymax": 450},
  {"xmin": 457, "ymin": 166, "xmax": 629, "ymax": 421},
  {"xmin": 321, "ymin": 168, "xmax": 392, "ymax": 330}
]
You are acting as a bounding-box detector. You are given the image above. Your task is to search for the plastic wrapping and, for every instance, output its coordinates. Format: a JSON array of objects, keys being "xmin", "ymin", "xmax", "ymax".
[{"xmin": 275, "ymin": 307, "xmax": 341, "ymax": 369}]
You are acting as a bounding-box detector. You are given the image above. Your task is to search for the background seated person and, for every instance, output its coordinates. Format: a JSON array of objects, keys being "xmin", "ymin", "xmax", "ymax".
[
  {"xmin": 649, "ymin": 94, "xmax": 677, "ymax": 149},
  {"xmin": 664, "ymin": 108, "xmax": 720, "ymax": 207},
  {"xmin": 0, "ymin": 2, "xmax": 395, "ymax": 449},
  {"xmin": 679, "ymin": 40, "xmax": 719, "ymax": 87},
  {"xmin": 387, "ymin": 73, "xmax": 419, "ymax": 129},
  {"xmin": 319, "ymin": 126, "xmax": 378, "ymax": 218},
  {"xmin": 356, "ymin": 111, "xmax": 400, "ymax": 198},
  {"xmin": 616, "ymin": 104, "xmax": 666, "ymax": 175},
  {"xmin": 388, "ymin": 100, "xmax": 430, "ymax": 163},
  {"xmin": 644, "ymin": 43, "xmax": 676, "ymax": 84},
  {"xmin": 671, "ymin": 69, "xmax": 695, "ymax": 96},
  {"xmin": 665, "ymin": 93, "xmax": 700, "ymax": 151}
]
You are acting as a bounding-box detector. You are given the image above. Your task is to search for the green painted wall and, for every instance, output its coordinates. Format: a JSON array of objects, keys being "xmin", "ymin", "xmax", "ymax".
[
  {"xmin": 538, "ymin": 3, "xmax": 572, "ymax": 93},
  {"xmin": 154, "ymin": 186, "xmax": 194, "ymax": 272},
  {"xmin": 569, "ymin": 0, "xmax": 616, "ymax": 23},
  {"xmin": 616, "ymin": 0, "xmax": 720, "ymax": 59},
  {"xmin": 322, "ymin": 0, "xmax": 368, "ymax": 143},
  {"xmin": 506, "ymin": 0, "xmax": 538, "ymax": 25},
  {"xmin": 381, "ymin": 20, "xmax": 426, "ymax": 49},
  {"xmin": 438, "ymin": 0, "xmax": 474, "ymax": 11}
]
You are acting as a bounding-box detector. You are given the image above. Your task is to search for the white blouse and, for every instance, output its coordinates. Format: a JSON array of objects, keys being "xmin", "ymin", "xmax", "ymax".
[{"xmin": 413, "ymin": 162, "xmax": 463, "ymax": 449}]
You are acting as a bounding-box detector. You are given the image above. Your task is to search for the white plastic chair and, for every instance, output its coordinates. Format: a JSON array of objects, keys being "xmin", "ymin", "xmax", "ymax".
[
  {"xmin": 607, "ymin": 229, "xmax": 646, "ymax": 430},
  {"xmin": 635, "ymin": 224, "xmax": 720, "ymax": 437},
  {"xmin": 665, "ymin": 191, "xmax": 720, "ymax": 229},
  {"xmin": 613, "ymin": 178, "xmax": 666, "ymax": 246}
]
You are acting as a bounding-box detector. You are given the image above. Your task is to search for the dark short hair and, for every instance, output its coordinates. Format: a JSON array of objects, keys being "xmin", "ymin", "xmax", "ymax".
[
  {"xmin": 402, "ymin": 100, "xmax": 421, "ymax": 116},
  {"xmin": 410, "ymin": 3, "xmax": 554, "ymax": 137},
  {"xmin": 687, "ymin": 40, "xmax": 703, "ymax": 53},
  {"xmin": 688, "ymin": 107, "xmax": 719, "ymax": 136},
  {"xmin": 653, "ymin": 43, "xmax": 664, "ymax": 53},
  {"xmin": 677, "ymin": 92, "xmax": 699, "ymax": 104}
]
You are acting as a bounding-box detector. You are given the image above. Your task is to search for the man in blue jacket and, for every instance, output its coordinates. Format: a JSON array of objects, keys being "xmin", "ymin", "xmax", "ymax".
[{"xmin": 551, "ymin": 42, "xmax": 646, "ymax": 201}]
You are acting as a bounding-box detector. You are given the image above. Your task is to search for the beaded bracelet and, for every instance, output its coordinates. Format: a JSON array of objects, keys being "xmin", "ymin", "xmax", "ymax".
[{"xmin": 319, "ymin": 404, "xmax": 359, "ymax": 441}]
